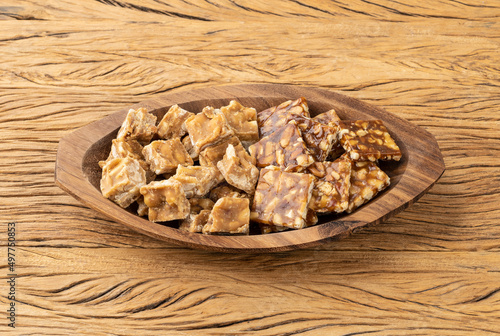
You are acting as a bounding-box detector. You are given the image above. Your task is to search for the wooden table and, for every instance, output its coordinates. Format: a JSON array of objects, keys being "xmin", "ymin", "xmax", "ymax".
[{"xmin": 2, "ymin": 1, "xmax": 499, "ymax": 335}]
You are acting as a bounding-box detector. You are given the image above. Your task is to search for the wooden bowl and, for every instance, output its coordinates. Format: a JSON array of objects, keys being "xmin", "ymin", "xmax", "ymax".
[{"xmin": 55, "ymin": 84, "xmax": 445, "ymax": 252}]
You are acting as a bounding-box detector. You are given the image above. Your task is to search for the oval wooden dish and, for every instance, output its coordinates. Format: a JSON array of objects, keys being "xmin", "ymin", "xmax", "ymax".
[{"xmin": 55, "ymin": 84, "xmax": 445, "ymax": 253}]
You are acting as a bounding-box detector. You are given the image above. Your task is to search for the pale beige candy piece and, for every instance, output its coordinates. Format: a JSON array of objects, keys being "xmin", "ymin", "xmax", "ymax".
[
  {"xmin": 250, "ymin": 167, "xmax": 315, "ymax": 229},
  {"xmin": 116, "ymin": 107, "xmax": 157, "ymax": 144},
  {"xmin": 182, "ymin": 136, "xmax": 198, "ymax": 161},
  {"xmin": 142, "ymin": 139, "xmax": 194, "ymax": 175},
  {"xmin": 179, "ymin": 210, "xmax": 211, "ymax": 233},
  {"xmin": 157, "ymin": 104, "xmax": 194, "ymax": 139},
  {"xmin": 313, "ymin": 109, "xmax": 341, "ymax": 126},
  {"xmin": 346, "ymin": 159, "xmax": 390, "ymax": 213},
  {"xmin": 184, "ymin": 106, "xmax": 234, "ymax": 153},
  {"xmin": 220, "ymin": 100, "xmax": 259, "ymax": 146},
  {"xmin": 170, "ymin": 165, "xmax": 220, "ymax": 198},
  {"xmin": 217, "ymin": 144, "xmax": 259, "ymax": 194},
  {"xmin": 140, "ymin": 179, "xmax": 190, "ymax": 222},
  {"xmin": 209, "ymin": 184, "xmax": 249, "ymax": 203},
  {"xmin": 188, "ymin": 198, "xmax": 215, "ymax": 213},
  {"xmin": 100, "ymin": 157, "xmax": 146, "ymax": 208},
  {"xmin": 202, "ymin": 197, "xmax": 250, "ymax": 235},
  {"xmin": 136, "ymin": 196, "xmax": 148, "ymax": 217}
]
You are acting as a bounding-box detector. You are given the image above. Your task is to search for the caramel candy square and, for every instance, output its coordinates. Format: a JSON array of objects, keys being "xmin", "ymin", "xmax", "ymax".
[
  {"xmin": 209, "ymin": 184, "xmax": 249, "ymax": 202},
  {"xmin": 171, "ymin": 165, "xmax": 220, "ymax": 198},
  {"xmin": 217, "ymin": 144, "xmax": 259, "ymax": 194},
  {"xmin": 100, "ymin": 157, "xmax": 146, "ymax": 208},
  {"xmin": 347, "ymin": 159, "xmax": 390, "ymax": 213},
  {"xmin": 308, "ymin": 157, "xmax": 352, "ymax": 213},
  {"xmin": 116, "ymin": 107, "xmax": 157, "ymax": 144},
  {"xmin": 157, "ymin": 104, "xmax": 194, "ymax": 139},
  {"xmin": 250, "ymin": 167, "xmax": 315, "ymax": 229},
  {"xmin": 140, "ymin": 179, "xmax": 190, "ymax": 222},
  {"xmin": 202, "ymin": 197, "xmax": 250, "ymax": 235},
  {"xmin": 257, "ymin": 97, "xmax": 310, "ymax": 138},
  {"xmin": 184, "ymin": 106, "xmax": 234, "ymax": 153},
  {"xmin": 220, "ymin": 100, "xmax": 259, "ymax": 146},
  {"xmin": 338, "ymin": 120, "xmax": 402, "ymax": 161},
  {"xmin": 249, "ymin": 121, "xmax": 315, "ymax": 172},
  {"xmin": 313, "ymin": 109, "xmax": 341, "ymax": 126},
  {"xmin": 143, "ymin": 139, "xmax": 194, "ymax": 175},
  {"xmin": 179, "ymin": 210, "xmax": 211, "ymax": 233}
]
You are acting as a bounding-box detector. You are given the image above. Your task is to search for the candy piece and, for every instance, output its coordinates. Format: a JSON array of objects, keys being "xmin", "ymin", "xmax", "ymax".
[
  {"xmin": 182, "ymin": 135, "xmax": 198, "ymax": 161},
  {"xmin": 249, "ymin": 121, "xmax": 315, "ymax": 172},
  {"xmin": 338, "ymin": 120, "xmax": 402, "ymax": 161},
  {"xmin": 347, "ymin": 159, "xmax": 390, "ymax": 213},
  {"xmin": 140, "ymin": 179, "xmax": 190, "ymax": 222},
  {"xmin": 185, "ymin": 106, "xmax": 234, "ymax": 153},
  {"xmin": 202, "ymin": 197, "xmax": 250, "ymax": 235},
  {"xmin": 170, "ymin": 165, "xmax": 220, "ymax": 198},
  {"xmin": 199, "ymin": 135, "xmax": 243, "ymax": 183},
  {"xmin": 217, "ymin": 144, "xmax": 259, "ymax": 194},
  {"xmin": 250, "ymin": 167, "xmax": 315, "ymax": 229},
  {"xmin": 220, "ymin": 100, "xmax": 259, "ymax": 146},
  {"xmin": 157, "ymin": 104, "xmax": 194, "ymax": 139},
  {"xmin": 308, "ymin": 157, "xmax": 352, "ymax": 213},
  {"xmin": 116, "ymin": 107, "xmax": 157, "ymax": 144},
  {"xmin": 209, "ymin": 184, "xmax": 249, "ymax": 202},
  {"xmin": 257, "ymin": 97, "xmax": 310, "ymax": 138},
  {"xmin": 296, "ymin": 117, "xmax": 338, "ymax": 162},
  {"xmin": 100, "ymin": 157, "xmax": 146, "ymax": 208},
  {"xmin": 179, "ymin": 210, "xmax": 211, "ymax": 233},
  {"xmin": 313, "ymin": 109, "xmax": 341, "ymax": 126},
  {"xmin": 142, "ymin": 139, "xmax": 194, "ymax": 175}
]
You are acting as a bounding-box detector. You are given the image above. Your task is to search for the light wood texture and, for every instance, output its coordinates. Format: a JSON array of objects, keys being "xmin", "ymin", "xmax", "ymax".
[{"xmin": 1, "ymin": 0, "xmax": 499, "ymax": 334}]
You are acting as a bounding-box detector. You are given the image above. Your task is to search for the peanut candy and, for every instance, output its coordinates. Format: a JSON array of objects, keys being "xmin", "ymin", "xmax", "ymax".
[
  {"xmin": 199, "ymin": 135, "xmax": 243, "ymax": 183},
  {"xmin": 170, "ymin": 165, "xmax": 220, "ymax": 198},
  {"xmin": 184, "ymin": 106, "xmax": 234, "ymax": 153},
  {"xmin": 209, "ymin": 184, "xmax": 249, "ymax": 202},
  {"xmin": 250, "ymin": 167, "xmax": 315, "ymax": 229},
  {"xmin": 338, "ymin": 120, "xmax": 402, "ymax": 162},
  {"xmin": 179, "ymin": 210, "xmax": 211, "ymax": 233},
  {"xmin": 202, "ymin": 197, "xmax": 250, "ymax": 235},
  {"xmin": 116, "ymin": 107, "xmax": 157, "ymax": 144},
  {"xmin": 308, "ymin": 157, "xmax": 352, "ymax": 213},
  {"xmin": 220, "ymin": 100, "xmax": 259, "ymax": 146},
  {"xmin": 296, "ymin": 117, "xmax": 338, "ymax": 162},
  {"xmin": 347, "ymin": 159, "xmax": 390, "ymax": 213},
  {"xmin": 140, "ymin": 179, "xmax": 190, "ymax": 222},
  {"xmin": 248, "ymin": 121, "xmax": 315, "ymax": 172},
  {"xmin": 182, "ymin": 136, "xmax": 198, "ymax": 161},
  {"xmin": 257, "ymin": 97, "xmax": 310, "ymax": 138},
  {"xmin": 142, "ymin": 139, "xmax": 194, "ymax": 175},
  {"xmin": 157, "ymin": 104, "xmax": 194, "ymax": 139},
  {"xmin": 217, "ymin": 144, "xmax": 259, "ymax": 194},
  {"xmin": 313, "ymin": 109, "xmax": 341, "ymax": 126},
  {"xmin": 100, "ymin": 157, "xmax": 146, "ymax": 208}
]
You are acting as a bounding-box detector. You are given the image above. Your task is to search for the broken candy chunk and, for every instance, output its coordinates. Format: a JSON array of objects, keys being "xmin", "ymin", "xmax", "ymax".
[
  {"xmin": 184, "ymin": 106, "xmax": 234, "ymax": 153},
  {"xmin": 116, "ymin": 107, "xmax": 157, "ymax": 144},
  {"xmin": 100, "ymin": 157, "xmax": 146, "ymax": 208},
  {"xmin": 157, "ymin": 104, "xmax": 194, "ymax": 139},
  {"xmin": 250, "ymin": 167, "xmax": 315, "ymax": 229},
  {"xmin": 220, "ymin": 100, "xmax": 259, "ymax": 146},
  {"xmin": 217, "ymin": 144, "xmax": 259, "ymax": 194},
  {"xmin": 140, "ymin": 179, "xmax": 190, "ymax": 222},
  {"xmin": 308, "ymin": 157, "xmax": 352, "ymax": 213},
  {"xmin": 142, "ymin": 139, "xmax": 194, "ymax": 175},
  {"xmin": 347, "ymin": 159, "xmax": 390, "ymax": 213},
  {"xmin": 338, "ymin": 120, "xmax": 402, "ymax": 161},
  {"xmin": 257, "ymin": 97, "xmax": 310, "ymax": 138},
  {"xmin": 248, "ymin": 121, "xmax": 315, "ymax": 172},
  {"xmin": 202, "ymin": 197, "xmax": 250, "ymax": 235},
  {"xmin": 170, "ymin": 165, "xmax": 220, "ymax": 198},
  {"xmin": 179, "ymin": 210, "xmax": 211, "ymax": 233}
]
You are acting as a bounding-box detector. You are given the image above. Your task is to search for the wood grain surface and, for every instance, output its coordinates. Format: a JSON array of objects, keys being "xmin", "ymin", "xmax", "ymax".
[{"xmin": 1, "ymin": 0, "xmax": 499, "ymax": 334}]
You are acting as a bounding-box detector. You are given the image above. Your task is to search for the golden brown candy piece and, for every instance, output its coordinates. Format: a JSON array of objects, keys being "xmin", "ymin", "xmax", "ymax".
[
  {"xmin": 257, "ymin": 97, "xmax": 310, "ymax": 138},
  {"xmin": 294, "ymin": 117, "xmax": 338, "ymax": 162},
  {"xmin": 199, "ymin": 135, "xmax": 243, "ymax": 184},
  {"xmin": 184, "ymin": 106, "xmax": 234, "ymax": 153},
  {"xmin": 347, "ymin": 159, "xmax": 390, "ymax": 213},
  {"xmin": 217, "ymin": 144, "xmax": 259, "ymax": 194},
  {"xmin": 220, "ymin": 100, "xmax": 259, "ymax": 146},
  {"xmin": 140, "ymin": 179, "xmax": 190, "ymax": 222},
  {"xmin": 338, "ymin": 120, "xmax": 402, "ymax": 162},
  {"xmin": 209, "ymin": 184, "xmax": 249, "ymax": 203},
  {"xmin": 202, "ymin": 197, "xmax": 250, "ymax": 235},
  {"xmin": 249, "ymin": 121, "xmax": 315, "ymax": 172},
  {"xmin": 170, "ymin": 165, "xmax": 220, "ymax": 198},
  {"xmin": 116, "ymin": 108, "xmax": 157, "ymax": 144},
  {"xmin": 100, "ymin": 157, "xmax": 146, "ymax": 208},
  {"xmin": 157, "ymin": 104, "xmax": 194, "ymax": 139},
  {"xmin": 308, "ymin": 157, "xmax": 352, "ymax": 213},
  {"xmin": 179, "ymin": 210, "xmax": 211, "ymax": 233},
  {"xmin": 142, "ymin": 139, "xmax": 194, "ymax": 175},
  {"xmin": 250, "ymin": 167, "xmax": 315, "ymax": 229},
  {"xmin": 313, "ymin": 109, "xmax": 341, "ymax": 126}
]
